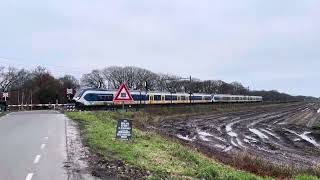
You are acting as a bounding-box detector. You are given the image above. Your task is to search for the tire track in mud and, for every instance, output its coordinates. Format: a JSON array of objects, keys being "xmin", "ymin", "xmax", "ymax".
[{"xmin": 158, "ymin": 103, "xmax": 320, "ymax": 168}]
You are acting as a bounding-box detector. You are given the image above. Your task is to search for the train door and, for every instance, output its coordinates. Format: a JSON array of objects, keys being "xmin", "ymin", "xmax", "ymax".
[
  {"xmin": 186, "ymin": 96, "xmax": 190, "ymax": 103},
  {"xmin": 177, "ymin": 96, "xmax": 181, "ymax": 103},
  {"xmin": 161, "ymin": 95, "xmax": 165, "ymax": 104},
  {"xmin": 150, "ymin": 95, "xmax": 154, "ymax": 104}
]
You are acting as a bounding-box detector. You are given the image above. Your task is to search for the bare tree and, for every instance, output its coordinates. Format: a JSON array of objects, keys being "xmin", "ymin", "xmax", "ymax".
[
  {"xmin": 59, "ymin": 75, "xmax": 80, "ymax": 89},
  {"xmin": 81, "ymin": 70, "xmax": 104, "ymax": 88},
  {"xmin": 0, "ymin": 66, "xmax": 25, "ymax": 92}
]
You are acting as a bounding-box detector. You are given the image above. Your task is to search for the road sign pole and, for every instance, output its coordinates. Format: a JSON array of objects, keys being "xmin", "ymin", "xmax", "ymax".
[{"xmin": 121, "ymin": 101, "xmax": 126, "ymax": 118}]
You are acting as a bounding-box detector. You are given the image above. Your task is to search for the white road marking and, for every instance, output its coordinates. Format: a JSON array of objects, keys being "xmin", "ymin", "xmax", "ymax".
[
  {"xmin": 33, "ymin": 155, "xmax": 41, "ymax": 164},
  {"xmin": 41, "ymin": 144, "xmax": 46, "ymax": 149},
  {"xmin": 25, "ymin": 173, "xmax": 33, "ymax": 180}
]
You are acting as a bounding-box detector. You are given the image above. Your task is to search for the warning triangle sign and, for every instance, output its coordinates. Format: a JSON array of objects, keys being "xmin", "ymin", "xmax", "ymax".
[{"xmin": 113, "ymin": 83, "xmax": 134, "ymax": 102}]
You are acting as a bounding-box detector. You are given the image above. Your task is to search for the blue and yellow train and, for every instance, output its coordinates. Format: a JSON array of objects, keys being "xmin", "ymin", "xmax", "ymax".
[{"xmin": 73, "ymin": 88, "xmax": 263, "ymax": 107}]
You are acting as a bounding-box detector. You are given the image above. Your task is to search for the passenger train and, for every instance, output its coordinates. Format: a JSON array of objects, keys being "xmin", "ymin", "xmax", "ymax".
[{"xmin": 73, "ymin": 88, "xmax": 263, "ymax": 107}]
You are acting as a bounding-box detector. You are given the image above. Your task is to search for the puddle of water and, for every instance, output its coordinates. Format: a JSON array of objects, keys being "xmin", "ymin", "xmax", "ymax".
[
  {"xmin": 197, "ymin": 130, "xmax": 213, "ymax": 137},
  {"xmin": 231, "ymin": 139, "xmax": 239, "ymax": 147},
  {"xmin": 177, "ymin": 134, "xmax": 195, "ymax": 141},
  {"xmin": 284, "ymin": 129, "xmax": 320, "ymax": 148},
  {"xmin": 227, "ymin": 132, "xmax": 237, "ymax": 137},
  {"xmin": 249, "ymin": 128, "xmax": 269, "ymax": 139},
  {"xmin": 214, "ymin": 144, "xmax": 226, "ymax": 149},
  {"xmin": 278, "ymin": 122, "xmax": 287, "ymax": 125},
  {"xmin": 200, "ymin": 136, "xmax": 211, "ymax": 141},
  {"xmin": 244, "ymin": 135, "xmax": 258, "ymax": 142},
  {"xmin": 300, "ymin": 132, "xmax": 320, "ymax": 148},
  {"xmin": 225, "ymin": 118, "xmax": 241, "ymax": 137},
  {"xmin": 197, "ymin": 129, "xmax": 214, "ymax": 141},
  {"xmin": 213, "ymin": 136, "xmax": 227, "ymax": 142},
  {"xmin": 260, "ymin": 129, "xmax": 280, "ymax": 140},
  {"xmin": 236, "ymin": 138, "xmax": 244, "ymax": 147},
  {"xmin": 223, "ymin": 146, "xmax": 233, "ymax": 152}
]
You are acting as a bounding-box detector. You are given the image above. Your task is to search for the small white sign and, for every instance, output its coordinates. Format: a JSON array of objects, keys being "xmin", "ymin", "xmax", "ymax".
[
  {"xmin": 2, "ymin": 92, "xmax": 9, "ymax": 98},
  {"xmin": 66, "ymin": 89, "xmax": 73, "ymax": 95}
]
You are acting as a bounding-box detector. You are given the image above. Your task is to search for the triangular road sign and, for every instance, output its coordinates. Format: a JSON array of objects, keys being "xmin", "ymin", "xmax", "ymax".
[{"xmin": 113, "ymin": 83, "xmax": 134, "ymax": 102}]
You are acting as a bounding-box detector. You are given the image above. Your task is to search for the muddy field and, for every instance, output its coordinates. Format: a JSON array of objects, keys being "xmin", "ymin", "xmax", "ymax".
[{"xmin": 157, "ymin": 103, "xmax": 320, "ymax": 169}]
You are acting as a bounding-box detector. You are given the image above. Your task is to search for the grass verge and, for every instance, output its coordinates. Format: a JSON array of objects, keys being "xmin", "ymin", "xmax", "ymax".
[
  {"xmin": 67, "ymin": 111, "xmax": 270, "ymax": 179},
  {"xmin": 66, "ymin": 110, "xmax": 319, "ymax": 180}
]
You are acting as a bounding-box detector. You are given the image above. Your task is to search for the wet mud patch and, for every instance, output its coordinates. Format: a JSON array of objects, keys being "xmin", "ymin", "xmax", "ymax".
[
  {"xmin": 156, "ymin": 103, "xmax": 320, "ymax": 177},
  {"xmin": 89, "ymin": 154, "xmax": 150, "ymax": 180}
]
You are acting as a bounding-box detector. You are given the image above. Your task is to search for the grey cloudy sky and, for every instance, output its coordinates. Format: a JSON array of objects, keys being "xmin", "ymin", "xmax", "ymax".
[{"xmin": 0, "ymin": 0, "xmax": 319, "ymax": 96}]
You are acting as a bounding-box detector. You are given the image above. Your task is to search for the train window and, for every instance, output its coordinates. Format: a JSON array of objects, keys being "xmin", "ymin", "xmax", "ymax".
[
  {"xmin": 190, "ymin": 96, "xmax": 202, "ymax": 100},
  {"xmin": 205, "ymin": 96, "xmax": 212, "ymax": 100},
  {"xmin": 133, "ymin": 94, "xmax": 148, "ymax": 101},
  {"xmin": 181, "ymin": 96, "xmax": 186, "ymax": 100},
  {"xmin": 84, "ymin": 93, "xmax": 96, "ymax": 101},
  {"xmin": 97, "ymin": 94, "xmax": 113, "ymax": 101},
  {"xmin": 83, "ymin": 94, "xmax": 113, "ymax": 101},
  {"xmin": 154, "ymin": 95, "xmax": 161, "ymax": 101},
  {"xmin": 132, "ymin": 95, "xmax": 141, "ymax": 101},
  {"xmin": 165, "ymin": 95, "xmax": 178, "ymax": 101}
]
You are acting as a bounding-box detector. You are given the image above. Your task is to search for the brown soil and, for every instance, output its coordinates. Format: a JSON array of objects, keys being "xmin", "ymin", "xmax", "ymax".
[{"xmin": 155, "ymin": 103, "xmax": 320, "ymax": 177}]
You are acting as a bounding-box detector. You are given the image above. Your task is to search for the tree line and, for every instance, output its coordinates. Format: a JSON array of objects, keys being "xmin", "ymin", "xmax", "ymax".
[
  {"xmin": 0, "ymin": 65, "xmax": 317, "ymax": 104},
  {"xmin": 0, "ymin": 66, "xmax": 79, "ymax": 104}
]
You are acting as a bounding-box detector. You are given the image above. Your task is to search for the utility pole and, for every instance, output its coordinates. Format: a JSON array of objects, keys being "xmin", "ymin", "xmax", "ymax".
[
  {"xmin": 18, "ymin": 90, "xmax": 20, "ymax": 110},
  {"xmin": 30, "ymin": 89, "xmax": 33, "ymax": 111},
  {"xmin": 189, "ymin": 75, "xmax": 192, "ymax": 104},
  {"xmin": 145, "ymin": 81, "xmax": 148, "ymax": 105},
  {"xmin": 22, "ymin": 91, "xmax": 24, "ymax": 110}
]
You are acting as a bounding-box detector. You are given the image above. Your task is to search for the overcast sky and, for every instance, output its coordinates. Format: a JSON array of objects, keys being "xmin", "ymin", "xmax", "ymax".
[{"xmin": 0, "ymin": 0, "xmax": 319, "ymax": 96}]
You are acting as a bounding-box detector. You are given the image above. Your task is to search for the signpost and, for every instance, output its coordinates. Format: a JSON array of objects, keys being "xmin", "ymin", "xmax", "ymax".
[
  {"xmin": 2, "ymin": 92, "xmax": 9, "ymax": 102},
  {"xmin": 113, "ymin": 83, "xmax": 134, "ymax": 140},
  {"xmin": 65, "ymin": 88, "xmax": 76, "ymax": 101},
  {"xmin": 113, "ymin": 83, "xmax": 134, "ymax": 112},
  {"xmin": 115, "ymin": 119, "xmax": 133, "ymax": 140}
]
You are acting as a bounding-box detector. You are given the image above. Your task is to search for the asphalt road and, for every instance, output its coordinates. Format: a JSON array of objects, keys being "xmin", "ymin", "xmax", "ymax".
[{"xmin": 0, "ymin": 111, "xmax": 69, "ymax": 180}]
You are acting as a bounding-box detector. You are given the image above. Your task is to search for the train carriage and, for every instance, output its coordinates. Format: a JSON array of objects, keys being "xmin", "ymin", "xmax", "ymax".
[{"xmin": 73, "ymin": 88, "xmax": 263, "ymax": 107}]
